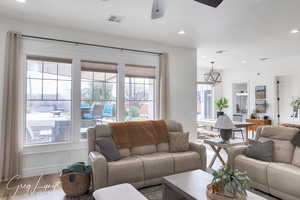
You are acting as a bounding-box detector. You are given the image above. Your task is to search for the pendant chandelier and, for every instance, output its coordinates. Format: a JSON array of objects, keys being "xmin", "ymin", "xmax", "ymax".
[{"xmin": 204, "ymin": 61, "xmax": 222, "ymax": 86}]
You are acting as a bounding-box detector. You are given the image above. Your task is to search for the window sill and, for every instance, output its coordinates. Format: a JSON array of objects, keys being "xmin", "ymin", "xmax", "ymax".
[{"xmin": 23, "ymin": 141, "xmax": 88, "ymax": 155}]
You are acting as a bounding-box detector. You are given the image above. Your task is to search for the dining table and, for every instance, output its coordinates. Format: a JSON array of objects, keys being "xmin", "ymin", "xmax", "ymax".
[{"xmin": 198, "ymin": 119, "xmax": 256, "ymax": 142}]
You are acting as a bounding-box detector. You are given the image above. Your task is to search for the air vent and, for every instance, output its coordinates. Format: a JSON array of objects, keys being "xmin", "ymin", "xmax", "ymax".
[
  {"xmin": 108, "ymin": 15, "xmax": 123, "ymax": 23},
  {"xmin": 260, "ymin": 58, "xmax": 271, "ymax": 61},
  {"xmin": 216, "ymin": 50, "xmax": 228, "ymax": 54}
]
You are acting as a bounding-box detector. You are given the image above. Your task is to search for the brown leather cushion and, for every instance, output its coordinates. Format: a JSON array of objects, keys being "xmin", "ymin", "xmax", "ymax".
[{"xmin": 168, "ymin": 132, "xmax": 189, "ymax": 153}]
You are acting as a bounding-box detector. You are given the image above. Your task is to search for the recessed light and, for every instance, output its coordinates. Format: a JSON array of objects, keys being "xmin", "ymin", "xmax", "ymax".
[
  {"xmin": 202, "ymin": 56, "xmax": 207, "ymax": 59},
  {"xmin": 241, "ymin": 60, "xmax": 247, "ymax": 64},
  {"xmin": 178, "ymin": 30, "xmax": 185, "ymax": 35},
  {"xmin": 290, "ymin": 29, "xmax": 299, "ymax": 34},
  {"xmin": 16, "ymin": 0, "xmax": 26, "ymax": 3}
]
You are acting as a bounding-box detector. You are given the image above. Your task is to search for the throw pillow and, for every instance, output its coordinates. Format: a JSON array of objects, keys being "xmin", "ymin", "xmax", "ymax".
[
  {"xmin": 95, "ymin": 137, "xmax": 121, "ymax": 162},
  {"xmin": 292, "ymin": 132, "xmax": 300, "ymax": 148},
  {"xmin": 168, "ymin": 132, "xmax": 189, "ymax": 153},
  {"xmin": 245, "ymin": 139, "xmax": 274, "ymax": 162}
]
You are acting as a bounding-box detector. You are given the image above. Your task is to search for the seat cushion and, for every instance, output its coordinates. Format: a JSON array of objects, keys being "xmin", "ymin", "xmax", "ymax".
[
  {"xmin": 131, "ymin": 144, "xmax": 157, "ymax": 155},
  {"xmin": 292, "ymin": 147, "xmax": 300, "ymax": 167},
  {"xmin": 268, "ymin": 163, "xmax": 300, "ymax": 199},
  {"xmin": 138, "ymin": 153, "xmax": 174, "ymax": 180},
  {"xmin": 235, "ymin": 155, "xmax": 269, "ymax": 192},
  {"xmin": 107, "ymin": 157, "xmax": 144, "ymax": 186},
  {"xmin": 93, "ymin": 183, "xmax": 147, "ymax": 200},
  {"xmin": 172, "ymin": 151, "xmax": 201, "ymax": 173}
]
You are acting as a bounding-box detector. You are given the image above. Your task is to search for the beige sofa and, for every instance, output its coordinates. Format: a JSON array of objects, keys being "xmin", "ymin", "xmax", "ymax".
[
  {"xmin": 228, "ymin": 126, "xmax": 300, "ymax": 200},
  {"xmin": 88, "ymin": 120, "xmax": 207, "ymax": 190}
]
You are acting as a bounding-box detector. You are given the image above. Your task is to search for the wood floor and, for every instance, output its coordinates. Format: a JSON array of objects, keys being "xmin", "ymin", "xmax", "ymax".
[{"xmin": 0, "ymin": 141, "xmax": 229, "ymax": 200}]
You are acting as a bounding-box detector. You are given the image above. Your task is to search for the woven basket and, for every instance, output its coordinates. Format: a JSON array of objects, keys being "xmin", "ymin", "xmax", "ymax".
[
  {"xmin": 60, "ymin": 172, "xmax": 91, "ymax": 197},
  {"xmin": 207, "ymin": 184, "xmax": 246, "ymax": 200}
]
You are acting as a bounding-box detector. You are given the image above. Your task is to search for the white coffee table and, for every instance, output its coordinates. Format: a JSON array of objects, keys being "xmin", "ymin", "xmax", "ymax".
[
  {"xmin": 162, "ymin": 170, "xmax": 267, "ymax": 200},
  {"xmin": 93, "ymin": 183, "xmax": 147, "ymax": 200}
]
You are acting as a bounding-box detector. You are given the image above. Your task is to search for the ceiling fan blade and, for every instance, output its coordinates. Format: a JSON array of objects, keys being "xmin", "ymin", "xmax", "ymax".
[
  {"xmin": 151, "ymin": 0, "xmax": 166, "ymax": 20},
  {"xmin": 193, "ymin": 0, "xmax": 224, "ymax": 8}
]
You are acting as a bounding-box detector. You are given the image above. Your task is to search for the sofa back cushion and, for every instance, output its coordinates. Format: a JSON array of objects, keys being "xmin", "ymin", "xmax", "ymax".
[
  {"xmin": 119, "ymin": 148, "xmax": 131, "ymax": 158},
  {"xmin": 292, "ymin": 147, "xmax": 300, "ymax": 167},
  {"xmin": 259, "ymin": 137, "xmax": 295, "ymax": 163},
  {"xmin": 259, "ymin": 126, "xmax": 298, "ymax": 140},
  {"xmin": 169, "ymin": 132, "xmax": 190, "ymax": 153},
  {"xmin": 87, "ymin": 120, "xmax": 183, "ymax": 154},
  {"xmin": 131, "ymin": 144, "xmax": 157, "ymax": 155},
  {"xmin": 157, "ymin": 143, "xmax": 169, "ymax": 152},
  {"xmin": 257, "ymin": 126, "xmax": 299, "ymax": 164}
]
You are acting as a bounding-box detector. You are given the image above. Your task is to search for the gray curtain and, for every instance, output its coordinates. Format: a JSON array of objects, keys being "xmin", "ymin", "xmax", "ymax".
[
  {"xmin": 0, "ymin": 32, "xmax": 23, "ymax": 182},
  {"xmin": 156, "ymin": 53, "xmax": 168, "ymax": 119}
]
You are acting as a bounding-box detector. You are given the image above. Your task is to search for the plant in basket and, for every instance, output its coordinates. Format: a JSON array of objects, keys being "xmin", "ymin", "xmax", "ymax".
[{"xmin": 209, "ymin": 165, "xmax": 250, "ymax": 199}]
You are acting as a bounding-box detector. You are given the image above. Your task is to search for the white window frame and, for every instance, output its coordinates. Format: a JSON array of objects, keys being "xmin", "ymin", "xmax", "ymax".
[
  {"xmin": 197, "ymin": 82, "xmax": 214, "ymax": 120},
  {"xmin": 22, "ymin": 39, "xmax": 159, "ymax": 152},
  {"xmin": 124, "ymin": 76, "xmax": 156, "ymax": 121}
]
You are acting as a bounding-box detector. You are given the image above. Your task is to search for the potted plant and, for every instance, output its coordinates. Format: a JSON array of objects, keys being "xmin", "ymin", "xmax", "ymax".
[
  {"xmin": 215, "ymin": 97, "xmax": 229, "ymax": 117},
  {"xmin": 207, "ymin": 165, "xmax": 250, "ymax": 199}
]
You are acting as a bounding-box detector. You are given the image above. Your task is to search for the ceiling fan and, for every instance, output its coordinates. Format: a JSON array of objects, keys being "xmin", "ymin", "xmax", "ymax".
[{"xmin": 151, "ymin": 0, "xmax": 224, "ymax": 19}]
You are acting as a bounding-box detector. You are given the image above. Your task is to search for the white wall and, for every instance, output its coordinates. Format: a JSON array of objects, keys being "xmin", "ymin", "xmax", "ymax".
[
  {"xmin": 0, "ymin": 16, "xmax": 197, "ymax": 177},
  {"xmin": 277, "ymin": 75, "xmax": 300, "ymax": 123},
  {"xmin": 222, "ymin": 67, "xmax": 278, "ymax": 123}
]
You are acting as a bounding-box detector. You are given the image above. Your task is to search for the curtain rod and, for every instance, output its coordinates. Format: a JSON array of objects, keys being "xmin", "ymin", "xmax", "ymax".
[{"xmin": 21, "ymin": 34, "xmax": 163, "ymax": 56}]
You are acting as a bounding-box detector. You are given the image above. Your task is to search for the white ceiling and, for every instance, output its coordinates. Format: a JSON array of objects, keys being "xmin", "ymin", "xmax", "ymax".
[{"xmin": 0, "ymin": 0, "xmax": 300, "ymax": 69}]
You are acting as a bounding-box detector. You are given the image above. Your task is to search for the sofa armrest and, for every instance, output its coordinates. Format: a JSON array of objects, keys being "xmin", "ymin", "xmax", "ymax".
[
  {"xmin": 189, "ymin": 142, "xmax": 207, "ymax": 171},
  {"xmin": 89, "ymin": 151, "xmax": 108, "ymax": 190},
  {"xmin": 227, "ymin": 145, "xmax": 248, "ymax": 167}
]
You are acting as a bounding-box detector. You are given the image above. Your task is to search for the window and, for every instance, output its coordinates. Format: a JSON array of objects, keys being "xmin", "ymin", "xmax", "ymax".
[
  {"xmin": 25, "ymin": 57, "xmax": 72, "ymax": 145},
  {"xmin": 25, "ymin": 56, "xmax": 158, "ymax": 145},
  {"xmin": 80, "ymin": 61, "xmax": 117, "ymax": 139},
  {"xmin": 125, "ymin": 65, "xmax": 155, "ymax": 121},
  {"xmin": 197, "ymin": 84, "xmax": 213, "ymax": 120}
]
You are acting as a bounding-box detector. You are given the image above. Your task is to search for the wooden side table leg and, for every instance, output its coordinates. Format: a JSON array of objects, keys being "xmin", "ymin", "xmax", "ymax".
[
  {"xmin": 209, "ymin": 146, "xmax": 225, "ymax": 168},
  {"xmin": 212, "ymin": 146, "xmax": 225, "ymax": 166}
]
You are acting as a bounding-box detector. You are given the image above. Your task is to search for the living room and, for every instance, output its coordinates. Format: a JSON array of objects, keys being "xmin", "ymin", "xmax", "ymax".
[{"xmin": 0, "ymin": 0, "xmax": 300, "ymax": 200}]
